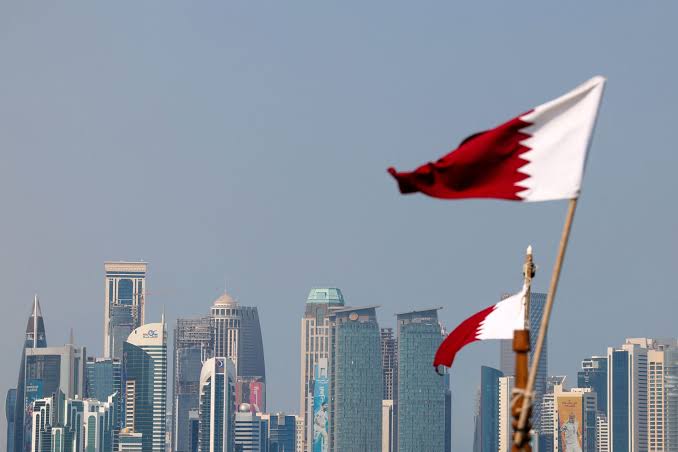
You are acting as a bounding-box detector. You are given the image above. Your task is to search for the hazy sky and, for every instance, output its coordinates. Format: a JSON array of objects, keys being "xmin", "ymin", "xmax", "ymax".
[{"xmin": 1, "ymin": 3, "xmax": 677, "ymax": 450}]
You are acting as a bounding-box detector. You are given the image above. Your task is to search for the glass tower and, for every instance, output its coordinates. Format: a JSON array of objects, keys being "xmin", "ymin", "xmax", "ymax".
[
  {"xmin": 260, "ymin": 413, "xmax": 296, "ymax": 452},
  {"xmin": 86, "ymin": 357, "xmax": 122, "ymax": 449},
  {"xmin": 328, "ymin": 306, "xmax": 382, "ymax": 452},
  {"xmin": 104, "ymin": 262, "xmax": 147, "ymax": 360},
  {"xmin": 123, "ymin": 320, "xmax": 167, "ymax": 452},
  {"xmin": 578, "ymin": 356, "xmax": 608, "ymax": 415},
  {"xmin": 173, "ymin": 317, "xmax": 214, "ymax": 452},
  {"xmin": 479, "ymin": 366, "xmax": 503, "ymax": 452},
  {"xmin": 396, "ymin": 309, "xmax": 448, "ymax": 452},
  {"xmin": 198, "ymin": 357, "xmax": 236, "ymax": 452}
]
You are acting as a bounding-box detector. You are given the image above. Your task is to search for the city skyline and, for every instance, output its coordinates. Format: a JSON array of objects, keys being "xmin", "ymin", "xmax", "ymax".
[{"xmin": 1, "ymin": 4, "xmax": 677, "ymax": 450}]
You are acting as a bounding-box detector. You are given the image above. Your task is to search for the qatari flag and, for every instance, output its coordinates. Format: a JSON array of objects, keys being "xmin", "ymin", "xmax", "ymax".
[
  {"xmin": 388, "ymin": 76, "xmax": 605, "ymax": 202},
  {"xmin": 433, "ymin": 285, "xmax": 527, "ymax": 371}
]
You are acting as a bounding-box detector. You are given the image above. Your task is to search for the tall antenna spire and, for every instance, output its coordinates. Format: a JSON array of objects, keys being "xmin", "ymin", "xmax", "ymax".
[{"xmin": 33, "ymin": 294, "xmax": 39, "ymax": 348}]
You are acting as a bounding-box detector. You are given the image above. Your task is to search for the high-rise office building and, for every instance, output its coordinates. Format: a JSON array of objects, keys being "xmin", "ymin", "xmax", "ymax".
[
  {"xmin": 499, "ymin": 292, "xmax": 548, "ymax": 428},
  {"xmin": 327, "ymin": 306, "xmax": 382, "ymax": 451},
  {"xmin": 211, "ymin": 293, "xmax": 241, "ymax": 374},
  {"xmin": 198, "ymin": 357, "xmax": 236, "ymax": 452},
  {"xmin": 259, "ymin": 413, "xmax": 297, "ymax": 452},
  {"xmin": 478, "ymin": 366, "xmax": 503, "ymax": 452},
  {"xmin": 295, "ymin": 416, "xmax": 304, "ymax": 452},
  {"xmin": 299, "ymin": 288, "xmax": 345, "ymax": 452},
  {"xmin": 86, "ymin": 357, "xmax": 122, "ymax": 450},
  {"xmin": 498, "ymin": 376, "xmax": 514, "ymax": 452},
  {"xmin": 552, "ymin": 385, "xmax": 598, "ymax": 452},
  {"xmin": 608, "ymin": 342, "xmax": 648, "ymax": 452},
  {"xmin": 578, "ymin": 356, "xmax": 608, "ymax": 415},
  {"xmin": 626, "ymin": 338, "xmax": 678, "ymax": 452},
  {"xmin": 5, "ymin": 388, "xmax": 17, "ymax": 452},
  {"xmin": 396, "ymin": 308, "xmax": 448, "ymax": 452},
  {"xmin": 597, "ymin": 414, "xmax": 610, "ymax": 452},
  {"xmin": 119, "ymin": 428, "xmax": 143, "ymax": 452},
  {"xmin": 12, "ymin": 295, "xmax": 47, "ymax": 452},
  {"xmin": 173, "ymin": 316, "xmax": 214, "ymax": 452},
  {"xmin": 123, "ymin": 320, "xmax": 167, "ymax": 452},
  {"xmin": 381, "ymin": 400, "xmax": 395, "ymax": 452},
  {"xmin": 539, "ymin": 375, "xmax": 567, "ymax": 452},
  {"xmin": 239, "ymin": 306, "xmax": 266, "ymax": 384},
  {"xmin": 381, "ymin": 328, "xmax": 397, "ymax": 401},
  {"xmin": 234, "ymin": 403, "xmax": 266, "ymax": 451},
  {"xmin": 104, "ymin": 262, "xmax": 147, "ymax": 359},
  {"xmin": 30, "ymin": 390, "xmax": 117, "ymax": 452}
]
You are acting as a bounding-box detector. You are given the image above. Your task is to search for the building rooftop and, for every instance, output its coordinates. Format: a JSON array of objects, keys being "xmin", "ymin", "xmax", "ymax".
[
  {"xmin": 306, "ymin": 288, "xmax": 345, "ymax": 305},
  {"xmin": 213, "ymin": 291, "xmax": 237, "ymax": 306}
]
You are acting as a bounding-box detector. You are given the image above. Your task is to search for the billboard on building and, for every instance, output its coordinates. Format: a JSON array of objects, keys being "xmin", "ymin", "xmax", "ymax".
[
  {"xmin": 313, "ymin": 359, "xmax": 329, "ymax": 452},
  {"xmin": 558, "ymin": 396, "xmax": 583, "ymax": 452},
  {"xmin": 249, "ymin": 381, "xmax": 265, "ymax": 413}
]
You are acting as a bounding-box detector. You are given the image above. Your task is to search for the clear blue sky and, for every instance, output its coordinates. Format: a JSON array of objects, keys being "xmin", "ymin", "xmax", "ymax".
[{"xmin": 1, "ymin": 3, "xmax": 677, "ymax": 450}]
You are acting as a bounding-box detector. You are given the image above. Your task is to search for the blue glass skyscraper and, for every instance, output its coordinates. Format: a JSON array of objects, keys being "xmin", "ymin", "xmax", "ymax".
[
  {"xmin": 198, "ymin": 357, "xmax": 236, "ymax": 452},
  {"xmin": 578, "ymin": 356, "xmax": 608, "ymax": 414},
  {"xmin": 396, "ymin": 309, "xmax": 448, "ymax": 452},
  {"xmin": 328, "ymin": 306, "xmax": 382, "ymax": 452},
  {"xmin": 479, "ymin": 366, "xmax": 503, "ymax": 452}
]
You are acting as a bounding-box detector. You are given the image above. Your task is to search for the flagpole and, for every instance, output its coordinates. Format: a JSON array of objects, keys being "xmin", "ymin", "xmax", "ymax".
[
  {"xmin": 514, "ymin": 197, "xmax": 579, "ymax": 447},
  {"xmin": 511, "ymin": 246, "xmax": 535, "ymax": 451}
]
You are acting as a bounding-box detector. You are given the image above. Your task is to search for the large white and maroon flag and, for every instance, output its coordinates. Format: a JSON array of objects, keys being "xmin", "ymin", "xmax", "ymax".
[
  {"xmin": 433, "ymin": 285, "xmax": 527, "ymax": 371},
  {"xmin": 388, "ymin": 76, "xmax": 605, "ymax": 201}
]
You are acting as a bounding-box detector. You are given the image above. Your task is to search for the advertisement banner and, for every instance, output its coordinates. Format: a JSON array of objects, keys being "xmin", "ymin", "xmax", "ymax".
[
  {"xmin": 313, "ymin": 360, "xmax": 329, "ymax": 452},
  {"xmin": 558, "ymin": 396, "xmax": 583, "ymax": 452},
  {"xmin": 248, "ymin": 381, "xmax": 264, "ymax": 413}
]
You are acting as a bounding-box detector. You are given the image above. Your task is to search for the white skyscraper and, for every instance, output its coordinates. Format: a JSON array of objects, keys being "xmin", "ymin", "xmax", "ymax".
[
  {"xmin": 498, "ymin": 376, "xmax": 514, "ymax": 452},
  {"xmin": 104, "ymin": 261, "xmax": 147, "ymax": 359},
  {"xmin": 124, "ymin": 320, "xmax": 167, "ymax": 452},
  {"xmin": 210, "ymin": 293, "xmax": 241, "ymax": 374},
  {"xmin": 198, "ymin": 357, "xmax": 236, "ymax": 452}
]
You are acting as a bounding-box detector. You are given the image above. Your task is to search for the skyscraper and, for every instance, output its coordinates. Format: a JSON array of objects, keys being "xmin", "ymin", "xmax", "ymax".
[
  {"xmin": 327, "ymin": 306, "xmax": 382, "ymax": 452},
  {"xmin": 478, "ymin": 366, "xmax": 503, "ymax": 452},
  {"xmin": 86, "ymin": 357, "xmax": 122, "ymax": 450},
  {"xmin": 259, "ymin": 413, "xmax": 297, "ymax": 452},
  {"xmin": 173, "ymin": 317, "xmax": 214, "ymax": 452},
  {"xmin": 299, "ymin": 288, "xmax": 345, "ymax": 452},
  {"xmin": 234, "ymin": 403, "xmax": 266, "ymax": 451},
  {"xmin": 498, "ymin": 376, "xmax": 514, "ymax": 452},
  {"xmin": 12, "ymin": 295, "xmax": 47, "ymax": 452},
  {"xmin": 499, "ymin": 292, "xmax": 548, "ymax": 428},
  {"xmin": 5, "ymin": 388, "xmax": 17, "ymax": 452},
  {"xmin": 396, "ymin": 308, "xmax": 448, "ymax": 452},
  {"xmin": 104, "ymin": 261, "xmax": 147, "ymax": 359},
  {"xmin": 381, "ymin": 328, "xmax": 397, "ymax": 401},
  {"xmin": 608, "ymin": 342, "xmax": 648, "ymax": 452},
  {"xmin": 211, "ymin": 293, "xmax": 241, "ymax": 373},
  {"xmin": 553, "ymin": 385, "xmax": 598, "ymax": 452},
  {"xmin": 539, "ymin": 375, "xmax": 567, "ymax": 452},
  {"xmin": 578, "ymin": 356, "xmax": 608, "ymax": 415},
  {"xmin": 239, "ymin": 306, "xmax": 266, "ymax": 384},
  {"xmin": 30, "ymin": 390, "xmax": 117, "ymax": 452},
  {"xmin": 198, "ymin": 357, "xmax": 236, "ymax": 452},
  {"xmin": 123, "ymin": 320, "xmax": 167, "ymax": 452}
]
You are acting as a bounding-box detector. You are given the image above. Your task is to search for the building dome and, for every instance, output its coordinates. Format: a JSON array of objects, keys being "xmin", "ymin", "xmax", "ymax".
[
  {"xmin": 213, "ymin": 292, "xmax": 237, "ymax": 306},
  {"xmin": 239, "ymin": 403, "xmax": 251, "ymax": 413}
]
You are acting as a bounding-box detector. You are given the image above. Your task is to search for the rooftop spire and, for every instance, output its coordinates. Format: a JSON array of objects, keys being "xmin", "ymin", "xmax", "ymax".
[{"xmin": 25, "ymin": 294, "xmax": 46, "ymax": 348}]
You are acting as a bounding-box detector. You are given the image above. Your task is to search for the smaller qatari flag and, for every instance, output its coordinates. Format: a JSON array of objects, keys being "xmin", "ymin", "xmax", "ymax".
[
  {"xmin": 434, "ymin": 285, "xmax": 527, "ymax": 372},
  {"xmin": 389, "ymin": 76, "xmax": 605, "ymax": 202}
]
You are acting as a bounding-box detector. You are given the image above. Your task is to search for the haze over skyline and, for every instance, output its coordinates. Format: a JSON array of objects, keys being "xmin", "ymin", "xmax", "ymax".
[{"xmin": 1, "ymin": 3, "xmax": 677, "ymax": 450}]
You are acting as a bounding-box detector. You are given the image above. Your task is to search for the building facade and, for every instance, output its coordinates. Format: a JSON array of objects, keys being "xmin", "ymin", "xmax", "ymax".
[
  {"xmin": 85, "ymin": 357, "xmax": 122, "ymax": 450},
  {"xmin": 234, "ymin": 403, "xmax": 266, "ymax": 452},
  {"xmin": 198, "ymin": 357, "xmax": 236, "ymax": 452},
  {"xmin": 578, "ymin": 356, "xmax": 608, "ymax": 416},
  {"xmin": 381, "ymin": 328, "xmax": 397, "ymax": 401},
  {"xmin": 299, "ymin": 288, "xmax": 345, "ymax": 452},
  {"xmin": 498, "ymin": 376, "xmax": 514, "ymax": 452},
  {"xmin": 259, "ymin": 413, "xmax": 297, "ymax": 452},
  {"xmin": 552, "ymin": 385, "xmax": 597, "ymax": 452},
  {"xmin": 327, "ymin": 306, "xmax": 382, "ymax": 452},
  {"xmin": 31, "ymin": 390, "xmax": 117, "ymax": 452},
  {"xmin": 12, "ymin": 296, "xmax": 48, "ymax": 452},
  {"xmin": 396, "ymin": 308, "xmax": 448, "ymax": 452},
  {"xmin": 608, "ymin": 342, "xmax": 648, "ymax": 452},
  {"xmin": 123, "ymin": 320, "xmax": 167, "ymax": 452},
  {"xmin": 479, "ymin": 366, "xmax": 503, "ymax": 452},
  {"xmin": 104, "ymin": 261, "xmax": 147, "ymax": 360},
  {"xmin": 173, "ymin": 316, "xmax": 214, "ymax": 452}
]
